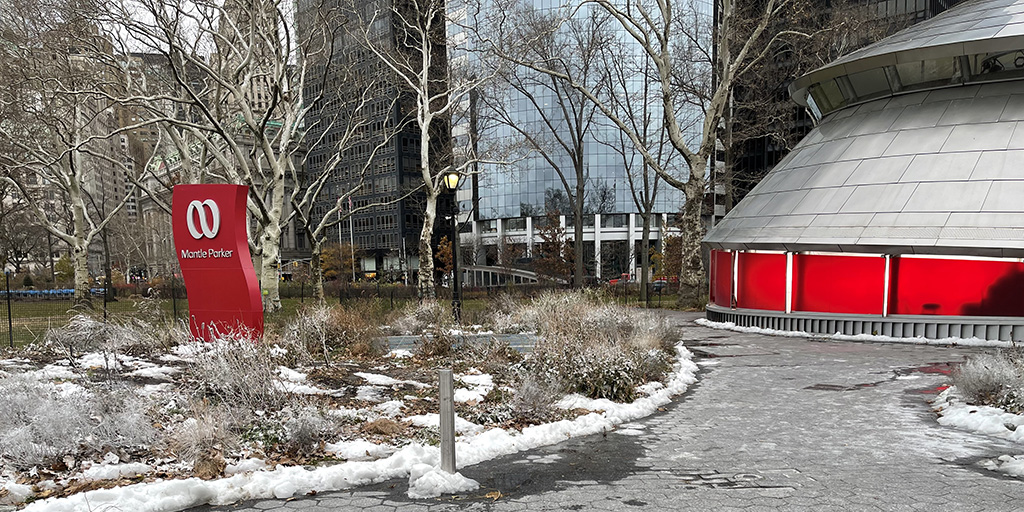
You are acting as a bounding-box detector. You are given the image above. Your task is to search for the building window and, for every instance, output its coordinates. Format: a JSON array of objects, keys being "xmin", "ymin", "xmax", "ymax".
[
  {"xmin": 504, "ymin": 218, "xmax": 526, "ymax": 232},
  {"xmin": 601, "ymin": 214, "xmax": 628, "ymax": 228}
]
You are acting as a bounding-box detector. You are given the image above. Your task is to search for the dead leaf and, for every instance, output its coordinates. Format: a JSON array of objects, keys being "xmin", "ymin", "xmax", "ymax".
[{"xmin": 485, "ymin": 490, "xmax": 503, "ymax": 501}]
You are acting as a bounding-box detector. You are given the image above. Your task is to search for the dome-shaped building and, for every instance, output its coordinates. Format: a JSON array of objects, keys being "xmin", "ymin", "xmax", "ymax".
[{"xmin": 704, "ymin": 0, "xmax": 1024, "ymax": 341}]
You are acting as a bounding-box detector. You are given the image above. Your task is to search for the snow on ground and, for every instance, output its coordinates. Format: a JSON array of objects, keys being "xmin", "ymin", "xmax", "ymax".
[
  {"xmin": 80, "ymin": 462, "xmax": 154, "ymax": 481},
  {"xmin": 324, "ymin": 440, "xmax": 397, "ymax": 461},
  {"xmin": 354, "ymin": 372, "xmax": 430, "ymax": 389},
  {"xmin": 26, "ymin": 364, "xmax": 78, "ymax": 380},
  {"xmin": 696, "ymin": 318, "xmax": 1016, "ymax": 348},
  {"xmin": 21, "ymin": 343, "xmax": 698, "ymax": 512},
  {"xmin": 932, "ymin": 387, "xmax": 1024, "ymax": 477},
  {"xmin": 273, "ymin": 366, "xmax": 344, "ymax": 396},
  {"xmin": 225, "ymin": 459, "xmax": 267, "ymax": 476},
  {"xmin": 373, "ymin": 400, "xmax": 404, "ymax": 417},
  {"xmin": 127, "ymin": 365, "xmax": 181, "ymax": 381},
  {"xmin": 355, "ymin": 385, "xmax": 386, "ymax": 402},
  {"xmin": 454, "ymin": 370, "xmax": 494, "ymax": 403},
  {"xmin": 406, "ymin": 413, "xmax": 484, "ymax": 434},
  {"xmin": 274, "ymin": 380, "xmax": 342, "ymax": 396},
  {"xmin": 406, "ymin": 463, "xmax": 478, "ymax": 499},
  {"xmin": 277, "ymin": 366, "xmax": 307, "ymax": 382}
]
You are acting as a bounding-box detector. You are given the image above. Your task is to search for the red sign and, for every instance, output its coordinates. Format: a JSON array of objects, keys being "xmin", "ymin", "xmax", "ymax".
[{"xmin": 173, "ymin": 185, "xmax": 263, "ymax": 340}]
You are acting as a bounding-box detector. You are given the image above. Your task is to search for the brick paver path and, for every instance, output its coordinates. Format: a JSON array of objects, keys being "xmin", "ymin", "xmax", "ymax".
[{"xmin": 197, "ymin": 311, "xmax": 1024, "ymax": 511}]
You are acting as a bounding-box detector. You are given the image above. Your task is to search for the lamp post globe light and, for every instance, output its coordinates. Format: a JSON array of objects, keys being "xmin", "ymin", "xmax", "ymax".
[{"xmin": 443, "ymin": 171, "xmax": 463, "ymax": 324}]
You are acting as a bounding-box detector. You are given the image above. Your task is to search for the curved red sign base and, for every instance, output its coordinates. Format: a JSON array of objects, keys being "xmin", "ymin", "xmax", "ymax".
[{"xmin": 173, "ymin": 185, "xmax": 264, "ymax": 340}]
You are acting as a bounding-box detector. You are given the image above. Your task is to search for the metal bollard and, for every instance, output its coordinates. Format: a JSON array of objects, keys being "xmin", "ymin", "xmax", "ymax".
[
  {"xmin": 5, "ymin": 272, "xmax": 12, "ymax": 348},
  {"xmin": 439, "ymin": 369, "xmax": 456, "ymax": 473}
]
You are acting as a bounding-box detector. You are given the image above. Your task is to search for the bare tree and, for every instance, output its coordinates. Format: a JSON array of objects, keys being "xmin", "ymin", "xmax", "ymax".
[
  {"xmin": 598, "ymin": 37, "xmax": 675, "ymax": 303},
  {"xmin": 480, "ymin": 6, "xmax": 612, "ymax": 287},
  {"xmin": 485, "ymin": 0, "xmax": 812, "ymax": 303},
  {"xmin": 352, "ymin": 0, "xmax": 495, "ymax": 299},
  {"xmin": 101, "ymin": 0, "xmax": 338, "ymax": 311},
  {"xmin": 0, "ymin": 198, "xmax": 48, "ymax": 274},
  {"xmin": 0, "ymin": 0, "xmax": 145, "ymax": 305}
]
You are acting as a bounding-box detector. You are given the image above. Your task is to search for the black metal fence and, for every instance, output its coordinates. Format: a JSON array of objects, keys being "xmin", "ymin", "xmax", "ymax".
[
  {"xmin": 1, "ymin": 274, "xmax": 675, "ymax": 348},
  {"xmin": 0, "ymin": 274, "xmax": 188, "ymax": 348}
]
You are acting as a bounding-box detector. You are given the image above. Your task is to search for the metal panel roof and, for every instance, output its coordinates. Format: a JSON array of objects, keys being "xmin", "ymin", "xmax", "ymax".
[{"xmin": 705, "ymin": 81, "xmax": 1024, "ymax": 257}]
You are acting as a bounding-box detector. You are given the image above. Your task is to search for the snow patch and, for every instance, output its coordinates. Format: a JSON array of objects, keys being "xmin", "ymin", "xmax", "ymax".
[
  {"xmin": 325, "ymin": 440, "xmax": 396, "ymax": 461},
  {"xmin": 354, "ymin": 372, "xmax": 430, "ymax": 389},
  {"xmin": 355, "ymin": 386, "xmax": 385, "ymax": 402},
  {"xmin": 373, "ymin": 400, "xmax": 404, "ymax": 417},
  {"xmin": 81, "ymin": 462, "xmax": 153, "ymax": 481},
  {"xmin": 406, "ymin": 413, "xmax": 483, "ymax": 434},
  {"xmin": 387, "ymin": 349, "xmax": 413, "ymax": 359},
  {"xmin": 277, "ymin": 367, "xmax": 306, "ymax": 382},
  {"xmin": 127, "ymin": 366, "xmax": 180, "ymax": 381},
  {"xmin": 406, "ymin": 464, "xmax": 478, "ymax": 499},
  {"xmin": 225, "ymin": 459, "xmax": 267, "ymax": 476}
]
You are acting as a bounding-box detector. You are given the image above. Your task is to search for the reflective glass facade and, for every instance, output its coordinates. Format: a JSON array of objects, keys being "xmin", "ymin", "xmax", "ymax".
[{"xmin": 471, "ymin": 3, "xmax": 702, "ymax": 222}]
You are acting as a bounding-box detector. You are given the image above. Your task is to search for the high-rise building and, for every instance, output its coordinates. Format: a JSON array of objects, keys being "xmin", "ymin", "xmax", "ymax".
[{"xmin": 298, "ymin": 0, "xmax": 453, "ymax": 280}]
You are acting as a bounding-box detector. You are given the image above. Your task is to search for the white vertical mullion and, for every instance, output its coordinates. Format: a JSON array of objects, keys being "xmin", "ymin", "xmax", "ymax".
[
  {"xmin": 785, "ymin": 252, "xmax": 793, "ymax": 314},
  {"xmin": 883, "ymin": 254, "xmax": 891, "ymax": 317},
  {"xmin": 731, "ymin": 250, "xmax": 739, "ymax": 308}
]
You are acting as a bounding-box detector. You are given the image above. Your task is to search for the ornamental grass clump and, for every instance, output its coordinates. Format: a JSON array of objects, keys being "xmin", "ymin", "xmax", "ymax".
[
  {"xmin": 514, "ymin": 291, "xmax": 675, "ymax": 403},
  {"xmin": 280, "ymin": 303, "xmax": 386, "ymax": 364},
  {"xmin": 952, "ymin": 349, "xmax": 1024, "ymax": 413},
  {"xmin": 184, "ymin": 335, "xmax": 287, "ymax": 412},
  {"xmin": 391, "ymin": 300, "xmax": 452, "ymax": 335},
  {"xmin": 0, "ymin": 374, "xmax": 157, "ymax": 469}
]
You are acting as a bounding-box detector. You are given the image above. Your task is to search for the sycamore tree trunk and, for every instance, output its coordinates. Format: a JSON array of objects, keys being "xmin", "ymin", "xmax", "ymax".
[
  {"xmin": 258, "ymin": 163, "xmax": 286, "ymax": 312},
  {"xmin": 309, "ymin": 237, "xmax": 325, "ymax": 302},
  {"xmin": 260, "ymin": 222, "xmax": 282, "ymax": 312},
  {"xmin": 677, "ymin": 165, "xmax": 707, "ymax": 307},
  {"xmin": 417, "ymin": 191, "xmax": 439, "ymax": 299},
  {"xmin": 68, "ymin": 153, "xmax": 93, "ymax": 309}
]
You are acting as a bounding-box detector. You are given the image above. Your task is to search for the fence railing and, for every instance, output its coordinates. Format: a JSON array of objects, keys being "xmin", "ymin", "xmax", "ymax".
[
  {"xmin": 1, "ymin": 277, "xmax": 188, "ymax": 348},
  {"xmin": 1, "ymin": 276, "xmax": 673, "ymax": 348}
]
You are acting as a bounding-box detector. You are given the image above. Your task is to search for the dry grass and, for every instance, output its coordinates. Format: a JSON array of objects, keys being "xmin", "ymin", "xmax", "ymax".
[{"xmin": 953, "ymin": 349, "xmax": 1024, "ymax": 413}]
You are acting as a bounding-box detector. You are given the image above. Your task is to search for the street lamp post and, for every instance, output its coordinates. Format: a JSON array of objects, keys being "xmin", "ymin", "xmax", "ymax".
[{"xmin": 443, "ymin": 172, "xmax": 463, "ymax": 324}]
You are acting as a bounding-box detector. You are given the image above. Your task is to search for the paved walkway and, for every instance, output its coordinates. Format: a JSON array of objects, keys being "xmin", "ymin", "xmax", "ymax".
[{"xmin": 198, "ymin": 311, "xmax": 1024, "ymax": 511}]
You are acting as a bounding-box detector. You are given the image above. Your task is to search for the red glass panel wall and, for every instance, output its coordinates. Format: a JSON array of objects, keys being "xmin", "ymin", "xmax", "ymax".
[
  {"xmin": 793, "ymin": 254, "xmax": 885, "ymax": 315},
  {"xmin": 710, "ymin": 250, "xmax": 733, "ymax": 307},
  {"xmin": 736, "ymin": 252, "xmax": 786, "ymax": 311},
  {"xmin": 891, "ymin": 257, "xmax": 1024, "ymax": 317}
]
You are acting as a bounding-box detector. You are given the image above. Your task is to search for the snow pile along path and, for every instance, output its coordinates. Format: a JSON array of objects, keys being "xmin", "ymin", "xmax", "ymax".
[
  {"xmin": 932, "ymin": 387, "xmax": 1024, "ymax": 477},
  {"xmin": 20, "ymin": 343, "xmax": 698, "ymax": 512},
  {"xmin": 696, "ymin": 318, "xmax": 1016, "ymax": 348}
]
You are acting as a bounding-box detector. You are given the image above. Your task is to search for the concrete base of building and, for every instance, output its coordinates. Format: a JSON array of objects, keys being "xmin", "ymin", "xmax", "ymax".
[{"xmin": 706, "ymin": 304, "xmax": 1024, "ymax": 342}]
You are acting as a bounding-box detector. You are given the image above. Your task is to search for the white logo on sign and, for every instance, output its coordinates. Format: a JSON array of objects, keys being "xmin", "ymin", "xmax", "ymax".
[{"xmin": 186, "ymin": 199, "xmax": 221, "ymax": 240}]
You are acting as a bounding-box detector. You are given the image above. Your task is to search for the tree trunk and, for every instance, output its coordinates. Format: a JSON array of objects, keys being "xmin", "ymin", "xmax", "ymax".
[
  {"xmin": 310, "ymin": 238, "xmax": 325, "ymax": 302},
  {"xmin": 640, "ymin": 213, "xmax": 651, "ymax": 304},
  {"xmin": 573, "ymin": 209, "xmax": 584, "ymax": 288},
  {"xmin": 68, "ymin": 159, "xmax": 93, "ymax": 309},
  {"xmin": 573, "ymin": 167, "xmax": 586, "ymax": 287},
  {"xmin": 677, "ymin": 168, "xmax": 707, "ymax": 307},
  {"xmin": 260, "ymin": 222, "xmax": 282, "ymax": 312},
  {"xmin": 72, "ymin": 240, "xmax": 92, "ymax": 309},
  {"xmin": 417, "ymin": 191, "xmax": 439, "ymax": 299}
]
